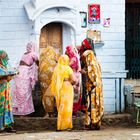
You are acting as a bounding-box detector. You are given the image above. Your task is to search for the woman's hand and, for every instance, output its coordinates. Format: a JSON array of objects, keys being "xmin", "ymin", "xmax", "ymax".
[
  {"xmin": 7, "ymin": 76, "xmax": 13, "ymax": 82},
  {"xmin": 0, "ymin": 76, "xmax": 10, "ymax": 83},
  {"xmin": 69, "ymin": 74, "xmax": 76, "ymax": 85},
  {"xmin": 79, "ymin": 69, "xmax": 86, "ymax": 74},
  {"xmin": 69, "ymin": 57, "xmax": 76, "ymax": 66},
  {"xmin": 35, "ymin": 60, "xmax": 39, "ymax": 66}
]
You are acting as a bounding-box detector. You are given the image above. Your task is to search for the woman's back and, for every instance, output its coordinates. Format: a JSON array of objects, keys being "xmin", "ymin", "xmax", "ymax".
[{"xmin": 21, "ymin": 52, "xmax": 38, "ymax": 66}]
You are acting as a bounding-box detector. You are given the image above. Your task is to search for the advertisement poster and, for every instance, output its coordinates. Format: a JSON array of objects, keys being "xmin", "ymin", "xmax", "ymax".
[
  {"xmin": 88, "ymin": 4, "xmax": 100, "ymax": 24},
  {"xmin": 103, "ymin": 18, "xmax": 110, "ymax": 27}
]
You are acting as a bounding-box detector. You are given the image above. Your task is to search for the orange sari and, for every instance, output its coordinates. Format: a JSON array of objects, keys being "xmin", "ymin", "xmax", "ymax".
[
  {"xmin": 82, "ymin": 50, "xmax": 104, "ymax": 128},
  {"xmin": 39, "ymin": 46, "xmax": 59, "ymax": 115}
]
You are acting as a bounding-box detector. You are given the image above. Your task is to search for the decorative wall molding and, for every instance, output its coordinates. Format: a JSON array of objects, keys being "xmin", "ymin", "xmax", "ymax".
[{"xmin": 24, "ymin": 1, "xmax": 76, "ymax": 21}]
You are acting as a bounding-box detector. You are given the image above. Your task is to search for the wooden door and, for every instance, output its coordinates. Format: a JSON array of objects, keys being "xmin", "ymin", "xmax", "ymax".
[{"xmin": 39, "ymin": 23, "xmax": 62, "ymax": 54}]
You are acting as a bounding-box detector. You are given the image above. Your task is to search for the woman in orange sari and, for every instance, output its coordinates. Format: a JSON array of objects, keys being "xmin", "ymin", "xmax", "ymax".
[
  {"xmin": 51, "ymin": 55, "xmax": 75, "ymax": 130},
  {"xmin": 77, "ymin": 38, "xmax": 104, "ymax": 130},
  {"xmin": 39, "ymin": 46, "xmax": 59, "ymax": 117}
]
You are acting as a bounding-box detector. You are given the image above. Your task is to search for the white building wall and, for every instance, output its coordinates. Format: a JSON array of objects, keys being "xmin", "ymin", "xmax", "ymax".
[
  {"xmin": 0, "ymin": 0, "xmax": 126, "ymax": 113},
  {"xmin": 0, "ymin": 0, "xmax": 31, "ymax": 66}
]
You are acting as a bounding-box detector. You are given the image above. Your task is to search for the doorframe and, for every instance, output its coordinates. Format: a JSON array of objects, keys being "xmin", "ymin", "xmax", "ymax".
[{"xmin": 31, "ymin": 19, "xmax": 76, "ymax": 56}]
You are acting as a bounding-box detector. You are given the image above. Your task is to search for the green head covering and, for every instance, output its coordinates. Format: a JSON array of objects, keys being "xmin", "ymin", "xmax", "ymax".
[{"xmin": 0, "ymin": 50, "xmax": 9, "ymax": 68}]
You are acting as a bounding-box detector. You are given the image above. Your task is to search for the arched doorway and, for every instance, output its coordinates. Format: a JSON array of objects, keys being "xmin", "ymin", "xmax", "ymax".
[
  {"xmin": 33, "ymin": 22, "xmax": 63, "ymax": 117},
  {"xmin": 33, "ymin": 22, "xmax": 76, "ymax": 117},
  {"xmin": 39, "ymin": 22, "xmax": 62, "ymax": 54}
]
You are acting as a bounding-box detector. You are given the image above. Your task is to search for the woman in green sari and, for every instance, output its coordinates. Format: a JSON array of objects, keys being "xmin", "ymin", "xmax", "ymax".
[{"xmin": 0, "ymin": 50, "xmax": 15, "ymax": 133}]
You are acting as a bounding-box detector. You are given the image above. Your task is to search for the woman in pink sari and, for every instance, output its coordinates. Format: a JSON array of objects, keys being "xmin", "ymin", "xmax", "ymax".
[
  {"xmin": 65, "ymin": 46, "xmax": 82, "ymax": 116},
  {"xmin": 13, "ymin": 42, "xmax": 39, "ymax": 116}
]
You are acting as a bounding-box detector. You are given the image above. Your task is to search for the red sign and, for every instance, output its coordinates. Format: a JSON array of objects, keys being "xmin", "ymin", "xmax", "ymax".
[{"xmin": 88, "ymin": 4, "xmax": 100, "ymax": 24}]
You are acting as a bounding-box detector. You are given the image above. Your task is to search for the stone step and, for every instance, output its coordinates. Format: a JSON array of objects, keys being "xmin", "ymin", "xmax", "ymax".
[
  {"xmin": 14, "ymin": 116, "xmax": 85, "ymax": 131},
  {"xmin": 14, "ymin": 113, "xmax": 133, "ymax": 131}
]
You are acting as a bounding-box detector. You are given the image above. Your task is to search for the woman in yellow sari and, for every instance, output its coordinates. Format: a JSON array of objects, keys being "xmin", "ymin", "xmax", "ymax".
[
  {"xmin": 51, "ymin": 55, "xmax": 75, "ymax": 131},
  {"xmin": 39, "ymin": 46, "xmax": 59, "ymax": 117}
]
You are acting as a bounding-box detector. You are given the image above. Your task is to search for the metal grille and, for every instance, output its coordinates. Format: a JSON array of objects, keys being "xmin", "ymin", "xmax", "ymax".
[{"xmin": 125, "ymin": 3, "xmax": 140, "ymax": 79}]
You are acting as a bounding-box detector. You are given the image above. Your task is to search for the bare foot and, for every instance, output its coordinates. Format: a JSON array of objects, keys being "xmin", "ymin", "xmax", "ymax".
[
  {"xmin": 19, "ymin": 116, "xmax": 26, "ymax": 118},
  {"xmin": 43, "ymin": 114, "xmax": 49, "ymax": 119}
]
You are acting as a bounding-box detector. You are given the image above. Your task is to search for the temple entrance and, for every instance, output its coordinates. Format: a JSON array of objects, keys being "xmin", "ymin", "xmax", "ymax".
[
  {"xmin": 32, "ymin": 22, "xmax": 76, "ymax": 116},
  {"xmin": 32, "ymin": 23, "xmax": 62, "ymax": 117}
]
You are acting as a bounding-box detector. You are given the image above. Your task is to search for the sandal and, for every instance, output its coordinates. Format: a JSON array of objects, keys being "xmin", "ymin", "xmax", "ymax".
[{"xmin": 4, "ymin": 127, "xmax": 16, "ymax": 133}]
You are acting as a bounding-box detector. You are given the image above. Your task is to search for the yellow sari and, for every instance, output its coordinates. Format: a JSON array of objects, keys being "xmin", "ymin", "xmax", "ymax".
[
  {"xmin": 39, "ymin": 46, "xmax": 59, "ymax": 115},
  {"xmin": 51, "ymin": 55, "xmax": 74, "ymax": 130}
]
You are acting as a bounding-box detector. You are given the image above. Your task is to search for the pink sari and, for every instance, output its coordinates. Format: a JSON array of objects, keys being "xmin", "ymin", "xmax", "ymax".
[
  {"xmin": 13, "ymin": 42, "xmax": 38, "ymax": 115},
  {"xmin": 66, "ymin": 46, "xmax": 82, "ymax": 115}
]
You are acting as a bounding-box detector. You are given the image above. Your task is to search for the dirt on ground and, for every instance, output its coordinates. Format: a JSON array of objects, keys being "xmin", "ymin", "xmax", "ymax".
[
  {"xmin": 1, "ymin": 112, "xmax": 140, "ymax": 140},
  {"xmin": 1, "ymin": 126, "xmax": 140, "ymax": 140},
  {"xmin": 13, "ymin": 112, "xmax": 136, "ymax": 131}
]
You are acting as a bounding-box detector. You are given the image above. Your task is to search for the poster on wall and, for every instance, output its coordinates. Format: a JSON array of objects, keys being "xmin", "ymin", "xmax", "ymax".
[
  {"xmin": 88, "ymin": 4, "xmax": 100, "ymax": 24},
  {"xmin": 87, "ymin": 30, "xmax": 101, "ymax": 43},
  {"xmin": 80, "ymin": 12, "xmax": 87, "ymax": 28},
  {"xmin": 103, "ymin": 18, "xmax": 110, "ymax": 27}
]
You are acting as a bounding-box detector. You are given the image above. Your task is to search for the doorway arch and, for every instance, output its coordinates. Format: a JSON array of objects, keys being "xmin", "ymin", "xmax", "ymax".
[
  {"xmin": 36, "ymin": 20, "xmax": 76, "ymax": 55},
  {"xmin": 30, "ymin": 5, "xmax": 77, "ymax": 53}
]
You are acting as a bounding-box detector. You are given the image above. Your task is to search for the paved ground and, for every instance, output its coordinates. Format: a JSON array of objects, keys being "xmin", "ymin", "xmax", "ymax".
[{"xmin": 1, "ymin": 127, "xmax": 140, "ymax": 140}]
